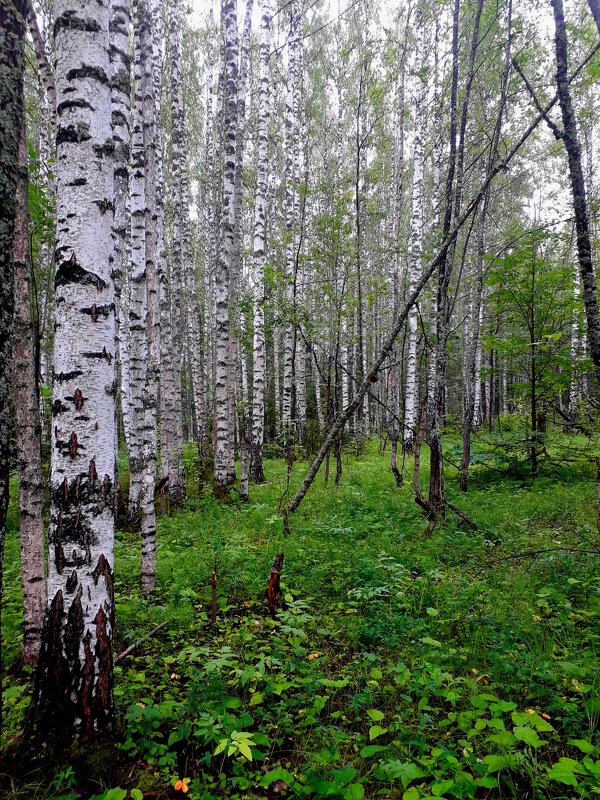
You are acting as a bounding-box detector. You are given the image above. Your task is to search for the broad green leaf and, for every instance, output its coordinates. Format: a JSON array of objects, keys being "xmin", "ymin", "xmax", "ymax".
[
  {"xmin": 367, "ymin": 709, "xmax": 385, "ymax": 721},
  {"xmin": 483, "ymin": 754, "xmax": 516, "ymax": 773},
  {"xmin": 547, "ymin": 758, "xmax": 584, "ymax": 786},
  {"xmin": 131, "ymin": 790, "xmax": 143, "ymax": 800},
  {"xmin": 236, "ymin": 739, "xmax": 253, "ymax": 760},
  {"xmin": 513, "ymin": 726, "xmax": 545, "ymax": 748},
  {"xmin": 369, "ymin": 725, "xmax": 387, "ymax": 740},
  {"xmin": 360, "ymin": 745, "xmax": 387, "ymax": 757},
  {"xmin": 568, "ymin": 739, "xmax": 596, "ymax": 754},
  {"xmin": 344, "ymin": 783, "xmax": 364, "ymax": 799},
  {"xmin": 249, "ymin": 692, "xmax": 264, "ymax": 706}
]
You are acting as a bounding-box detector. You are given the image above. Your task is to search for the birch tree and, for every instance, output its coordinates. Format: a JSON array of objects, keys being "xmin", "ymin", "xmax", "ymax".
[
  {"xmin": 213, "ymin": 0, "xmax": 238, "ymax": 492},
  {"xmin": 34, "ymin": 0, "xmax": 116, "ymax": 732},
  {"xmin": 251, "ymin": 0, "xmax": 271, "ymax": 484}
]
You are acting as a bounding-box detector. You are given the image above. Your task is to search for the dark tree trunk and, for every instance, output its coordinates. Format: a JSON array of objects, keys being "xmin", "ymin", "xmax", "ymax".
[
  {"xmin": 552, "ymin": 0, "xmax": 600, "ymax": 389},
  {"xmin": 0, "ymin": 0, "xmax": 27, "ymax": 735}
]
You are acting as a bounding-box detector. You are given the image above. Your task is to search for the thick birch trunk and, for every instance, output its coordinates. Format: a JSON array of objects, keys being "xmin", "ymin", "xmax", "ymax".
[{"xmin": 34, "ymin": 0, "xmax": 116, "ymax": 732}]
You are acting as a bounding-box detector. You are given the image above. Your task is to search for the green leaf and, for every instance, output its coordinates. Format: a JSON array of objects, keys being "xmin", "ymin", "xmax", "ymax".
[
  {"xmin": 513, "ymin": 726, "xmax": 545, "ymax": 748},
  {"xmin": 223, "ymin": 697, "xmax": 242, "ymax": 709},
  {"xmin": 547, "ymin": 758, "xmax": 584, "ymax": 786},
  {"xmin": 370, "ymin": 667, "xmax": 383, "ymax": 680},
  {"xmin": 344, "ymin": 784, "xmax": 364, "ymax": 800},
  {"xmin": 367, "ymin": 709, "xmax": 385, "ymax": 721},
  {"xmin": 236, "ymin": 739, "xmax": 253, "ymax": 760},
  {"xmin": 568, "ymin": 739, "xmax": 596, "ymax": 754},
  {"xmin": 431, "ymin": 779, "xmax": 454, "ymax": 796},
  {"xmin": 131, "ymin": 790, "xmax": 143, "ymax": 800},
  {"xmin": 360, "ymin": 745, "xmax": 387, "ymax": 757},
  {"xmin": 402, "ymin": 789, "xmax": 420, "ymax": 800},
  {"xmin": 369, "ymin": 725, "xmax": 387, "ymax": 740},
  {"xmin": 103, "ymin": 791, "xmax": 127, "ymax": 800},
  {"xmin": 483, "ymin": 754, "xmax": 516, "ymax": 773},
  {"xmin": 214, "ymin": 738, "xmax": 228, "ymax": 756},
  {"xmin": 249, "ymin": 692, "xmax": 264, "ymax": 706}
]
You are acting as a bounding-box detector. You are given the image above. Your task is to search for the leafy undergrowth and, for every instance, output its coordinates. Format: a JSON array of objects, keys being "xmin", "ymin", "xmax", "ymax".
[{"xmin": 2, "ymin": 430, "xmax": 600, "ymax": 799}]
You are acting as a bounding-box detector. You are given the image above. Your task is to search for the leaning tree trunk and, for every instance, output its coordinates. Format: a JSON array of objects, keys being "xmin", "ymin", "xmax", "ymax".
[
  {"xmin": 0, "ymin": 0, "xmax": 27, "ymax": 734},
  {"xmin": 33, "ymin": 0, "xmax": 116, "ymax": 734},
  {"xmin": 552, "ymin": 0, "xmax": 600, "ymax": 389},
  {"xmin": 213, "ymin": 0, "xmax": 239, "ymax": 492},
  {"xmin": 250, "ymin": 0, "xmax": 271, "ymax": 484},
  {"xmin": 13, "ymin": 121, "xmax": 46, "ymax": 667}
]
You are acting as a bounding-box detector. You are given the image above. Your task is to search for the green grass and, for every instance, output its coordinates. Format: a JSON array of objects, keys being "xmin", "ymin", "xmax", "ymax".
[{"xmin": 2, "ymin": 427, "xmax": 600, "ymax": 799}]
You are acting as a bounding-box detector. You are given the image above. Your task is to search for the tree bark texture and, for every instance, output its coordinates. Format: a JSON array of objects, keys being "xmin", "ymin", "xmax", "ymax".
[{"xmin": 34, "ymin": 0, "xmax": 116, "ymax": 734}]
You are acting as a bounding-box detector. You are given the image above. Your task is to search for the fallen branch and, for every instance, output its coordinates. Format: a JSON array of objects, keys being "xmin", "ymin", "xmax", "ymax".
[{"xmin": 115, "ymin": 620, "xmax": 168, "ymax": 663}]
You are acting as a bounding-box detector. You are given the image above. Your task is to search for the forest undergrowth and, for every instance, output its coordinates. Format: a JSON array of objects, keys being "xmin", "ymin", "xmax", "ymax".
[{"xmin": 2, "ymin": 425, "xmax": 600, "ymax": 800}]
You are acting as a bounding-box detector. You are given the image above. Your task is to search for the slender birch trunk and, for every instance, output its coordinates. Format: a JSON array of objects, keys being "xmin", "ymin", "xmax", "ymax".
[
  {"xmin": 128, "ymin": 0, "xmax": 148, "ymax": 517},
  {"xmin": 282, "ymin": 8, "xmax": 298, "ymax": 436},
  {"xmin": 111, "ymin": 0, "xmax": 130, "ymax": 513},
  {"xmin": 160, "ymin": 0, "xmax": 186, "ymax": 502},
  {"xmin": 403, "ymin": 5, "xmax": 426, "ymax": 453},
  {"xmin": 213, "ymin": 0, "xmax": 238, "ymax": 492},
  {"xmin": 34, "ymin": 0, "xmax": 116, "ymax": 732},
  {"xmin": 251, "ymin": 0, "xmax": 271, "ymax": 483},
  {"xmin": 140, "ymin": 0, "xmax": 160, "ymax": 589},
  {"xmin": 13, "ymin": 121, "xmax": 46, "ymax": 667}
]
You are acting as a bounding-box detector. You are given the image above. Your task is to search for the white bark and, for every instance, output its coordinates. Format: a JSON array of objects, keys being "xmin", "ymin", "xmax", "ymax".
[
  {"xmin": 250, "ymin": 0, "xmax": 271, "ymax": 483},
  {"xmin": 403, "ymin": 8, "xmax": 427, "ymax": 452},
  {"xmin": 37, "ymin": 0, "xmax": 116, "ymax": 731},
  {"xmin": 213, "ymin": 0, "xmax": 238, "ymax": 490}
]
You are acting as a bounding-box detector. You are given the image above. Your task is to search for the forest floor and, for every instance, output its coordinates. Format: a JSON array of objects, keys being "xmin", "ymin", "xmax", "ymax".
[{"xmin": 2, "ymin": 423, "xmax": 600, "ymax": 799}]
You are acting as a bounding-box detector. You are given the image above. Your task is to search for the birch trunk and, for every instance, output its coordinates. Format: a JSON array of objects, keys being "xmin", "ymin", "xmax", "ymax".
[
  {"xmin": 250, "ymin": 0, "xmax": 271, "ymax": 483},
  {"xmin": 128, "ymin": 0, "xmax": 148, "ymax": 517},
  {"xmin": 160, "ymin": 0, "xmax": 186, "ymax": 502},
  {"xmin": 34, "ymin": 0, "xmax": 116, "ymax": 732},
  {"xmin": 282, "ymin": 8, "xmax": 298, "ymax": 437},
  {"xmin": 140, "ymin": 0, "xmax": 160, "ymax": 590},
  {"xmin": 13, "ymin": 122, "xmax": 46, "ymax": 667},
  {"xmin": 403, "ymin": 6, "xmax": 426, "ymax": 453},
  {"xmin": 213, "ymin": 0, "xmax": 238, "ymax": 491},
  {"xmin": 111, "ymin": 0, "xmax": 130, "ymax": 511}
]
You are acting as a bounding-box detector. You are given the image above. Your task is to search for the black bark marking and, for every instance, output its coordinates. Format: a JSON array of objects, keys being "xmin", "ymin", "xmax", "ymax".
[
  {"xmin": 66, "ymin": 65, "xmax": 109, "ymax": 85},
  {"xmin": 55, "ymin": 541, "xmax": 65, "ymax": 573},
  {"xmin": 58, "ymin": 98, "xmax": 94, "ymax": 116},
  {"xmin": 69, "ymin": 431, "xmax": 77, "ymax": 459},
  {"xmin": 52, "ymin": 398, "xmax": 69, "ymax": 416},
  {"xmin": 54, "ymin": 12, "xmax": 101, "ymax": 36},
  {"xmin": 55, "ymin": 252, "xmax": 107, "ymax": 290},
  {"xmin": 66, "ymin": 570, "xmax": 78, "ymax": 593}
]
